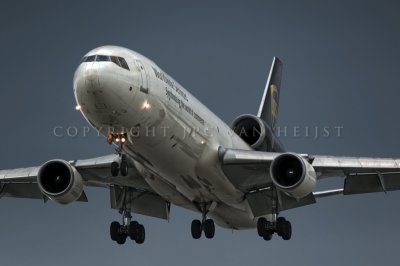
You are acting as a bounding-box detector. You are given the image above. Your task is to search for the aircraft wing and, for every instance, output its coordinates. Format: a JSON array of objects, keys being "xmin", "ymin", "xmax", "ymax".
[
  {"xmin": 0, "ymin": 155, "xmax": 169, "ymax": 220},
  {"xmin": 218, "ymin": 148, "xmax": 400, "ymax": 216}
]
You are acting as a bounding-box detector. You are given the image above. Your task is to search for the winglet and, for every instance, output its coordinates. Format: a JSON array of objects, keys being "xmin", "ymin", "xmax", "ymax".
[{"xmin": 257, "ymin": 57, "xmax": 283, "ymax": 132}]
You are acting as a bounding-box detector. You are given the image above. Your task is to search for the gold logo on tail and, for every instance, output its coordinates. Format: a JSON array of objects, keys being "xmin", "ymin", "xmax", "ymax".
[{"xmin": 270, "ymin": 84, "xmax": 279, "ymax": 131}]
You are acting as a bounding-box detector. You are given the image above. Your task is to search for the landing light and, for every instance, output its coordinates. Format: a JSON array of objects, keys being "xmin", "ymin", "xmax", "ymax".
[
  {"xmin": 121, "ymin": 137, "xmax": 126, "ymax": 143},
  {"xmin": 116, "ymin": 138, "xmax": 120, "ymax": 143},
  {"xmin": 142, "ymin": 100, "xmax": 151, "ymax": 110},
  {"xmin": 75, "ymin": 105, "xmax": 81, "ymax": 111}
]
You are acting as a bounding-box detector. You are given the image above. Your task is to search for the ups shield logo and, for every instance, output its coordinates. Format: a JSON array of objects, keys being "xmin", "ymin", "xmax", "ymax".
[{"xmin": 270, "ymin": 84, "xmax": 279, "ymax": 131}]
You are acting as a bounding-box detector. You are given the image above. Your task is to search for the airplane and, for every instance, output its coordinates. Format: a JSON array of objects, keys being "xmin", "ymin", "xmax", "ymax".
[{"xmin": 1, "ymin": 45, "xmax": 400, "ymax": 245}]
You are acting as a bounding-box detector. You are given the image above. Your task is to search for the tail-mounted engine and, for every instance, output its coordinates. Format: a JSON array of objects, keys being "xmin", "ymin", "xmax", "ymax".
[
  {"xmin": 270, "ymin": 153, "xmax": 317, "ymax": 198},
  {"xmin": 231, "ymin": 114, "xmax": 284, "ymax": 152},
  {"xmin": 37, "ymin": 160, "xmax": 84, "ymax": 204}
]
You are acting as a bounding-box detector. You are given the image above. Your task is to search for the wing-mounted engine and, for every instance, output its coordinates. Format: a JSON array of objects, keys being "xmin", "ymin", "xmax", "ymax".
[
  {"xmin": 37, "ymin": 160, "xmax": 84, "ymax": 204},
  {"xmin": 270, "ymin": 153, "xmax": 316, "ymax": 198},
  {"xmin": 231, "ymin": 114, "xmax": 284, "ymax": 152}
]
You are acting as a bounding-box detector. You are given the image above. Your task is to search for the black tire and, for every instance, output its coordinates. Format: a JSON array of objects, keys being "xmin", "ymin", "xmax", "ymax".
[
  {"xmin": 191, "ymin": 219, "xmax": 202, "ymax": 239},
  {"xmin": 263, "ymin": 230, "xmax": 273, "ymax": 241},
  {"xmin": 129, "ymin": 221, "xmax": 139, "ymax": 240},
  {"xmin": 116, "ymin": 233, "xmax": 127, "ymax": 245},
  {"xmin": 203, "ymin": 219, "xmax": 215, "ymax": 239},
  {"xmin": 276, "ymin": 217, "xmax": 286, "ymax": 237},
  {"xmin": 135, "ymin": 224, "xmax": 145, "ymax": 244},
  {"xmin": 110, "ymin": 221, "xmax": 120, "ymax": 241},
  {"xmin": 120, "ymin": 160, "xmax": 128, "ymax": 176},
  {"xmin": 277, "ymin": 217, "xmax": 286, "ymax": 223},
  {"xmin": 282, "ymin": 221, "xmax": 292, "ymax": 240},
  {"xmin": 257, "ymin": 217, "xmax": 267, "ymax": 237},
  {"xmin": 111, "ymin": 162, "xmax": 119, "ymax": 177}
]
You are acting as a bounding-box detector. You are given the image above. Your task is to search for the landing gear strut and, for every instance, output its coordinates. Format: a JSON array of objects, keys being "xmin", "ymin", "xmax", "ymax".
[
  {"xmin": 110, "ymin": 210, "xmax": 145, "ymax": 245},
  {"xmin": 109, "ymin": 133, "xmax": 129, "ymax": 177},
  {"xmin": 191, "ymin": 205, "xmax": 215, "ymax": 239}
]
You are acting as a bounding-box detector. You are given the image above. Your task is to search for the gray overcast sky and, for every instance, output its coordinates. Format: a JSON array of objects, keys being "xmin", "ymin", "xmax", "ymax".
[{"xmin": 1, "ymin": 0, "xmax": 400, "ymax": 265}]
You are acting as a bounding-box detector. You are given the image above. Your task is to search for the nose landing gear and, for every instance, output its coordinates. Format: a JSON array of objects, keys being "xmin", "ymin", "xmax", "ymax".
[
  {"xmin": 108, "ymin": 132, "xmax": 129, "ymax": 177},
  {"xmin": 111, "ymin": 155, "xmax": 129, "ymax": 177}
]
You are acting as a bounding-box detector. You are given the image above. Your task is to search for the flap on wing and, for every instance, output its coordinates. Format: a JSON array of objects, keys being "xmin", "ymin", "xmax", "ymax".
[
  {"xmin": 110, "ymin": 186, "xmax": 169, "ymax": 220},
  {"xmin": 0, "ymin": 182, "xmax": 88, "ymax": 202},
  {"xmin": 344, "ymin": 172, "xmax": 400, "ymax": 195},
  {"xmin": 0, "ymin": 183, "xmax": 43, "ymax": 199},
  {"xmin": 0, "ymin": 168, "xmax": 42, "ymax": 200}
]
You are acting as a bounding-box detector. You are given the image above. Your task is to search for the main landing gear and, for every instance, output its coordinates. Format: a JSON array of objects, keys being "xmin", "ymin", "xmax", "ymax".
[
  {"xmin": 191, "ymin": 206, "xmax": 215, "ymax": 239},
  {"xmin": 110, "ymin": 210, "xmax": 145, "ymax": 245},
  {"xmin": 108, "ymin": 132, "xmax": 129, "ymax": 177},
  {"xmin": 256, "ymin": 186, "xmax": 292, "ymax": 241},
  {"xmin": 257, "ymin": 216, "xmax": 292, "ymax": 241}
]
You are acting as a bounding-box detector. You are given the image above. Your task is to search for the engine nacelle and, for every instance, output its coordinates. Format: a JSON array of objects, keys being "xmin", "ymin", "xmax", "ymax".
[
  {"xmin": 37, "ymin": 160, "xmax": 84, "ymax": 204},
  {"xmin": 270, "ymin": 153, "xmax": 316, "ymax": 199},
  {"xmin": 231, "ymin": 114, "xmax": 284, "ymax": 152}
]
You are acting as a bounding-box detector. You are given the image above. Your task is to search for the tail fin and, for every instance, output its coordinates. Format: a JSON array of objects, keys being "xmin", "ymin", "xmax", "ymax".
[{"xmin": 257, "ymin": 57, "xmax": 282, "ymax": 132}]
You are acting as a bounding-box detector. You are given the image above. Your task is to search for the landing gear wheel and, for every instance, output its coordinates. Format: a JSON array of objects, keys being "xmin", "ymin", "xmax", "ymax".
[
  {"xmin": 257, "ymin": 217, "xmax": 267, "ymax": 237},
  {"xmin": 281, "ymin": 221, "xmax": 292, "ymax": 240},
  {"xmin": 129, "ymin": 221, "xmax": 139, "ymax": 240},
  {"xmin": 120, "ymin": 160, "xmax": 128, "ymax": 176},
  {"xmin": 263, "ymin": 230, "xmax": 273, "ymax": 241},
  {"xmin": 276, "ymin": 217, "xmax": 287, "ymax": 237},
  {"xmin": 135, "ymin": 224, "xmax": 145, "ymax": 244},
  {"xmin": 257, "ymin": 216, "xmax": 293, "ymax": 241},
  {"xmin": 110, "ymin": 221, "xmax": 120, "ymax": 241},
  {"xmin": 203, "ymin": 219, "xmax": 215, "ymax": 239},
  {"xmin": 116, "ymin": 233, "xmax": 127, "ymax": 245},
  {"xmin": 191, "ymin": 219, "xmax": 202, "ymax": 239},
  {"xmin": 111, "ymin": 162, "xmax": 119, "ymax": 177}
]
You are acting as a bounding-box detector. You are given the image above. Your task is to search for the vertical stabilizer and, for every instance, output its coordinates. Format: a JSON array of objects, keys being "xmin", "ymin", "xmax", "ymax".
[{"xmin": 257, "ymin": 57, "xmax": 282, "ymax": 132}]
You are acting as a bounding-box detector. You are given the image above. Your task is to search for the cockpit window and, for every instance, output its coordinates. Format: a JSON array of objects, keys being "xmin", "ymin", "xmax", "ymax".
[
  {"xmin": 80, "ymin": 54, "xmax": 130, "ymax": 71},
  {"xmin": 118, "ymin": 57, "xmax": 130, "ymax": 70},
  {"xmin": 82, "ymin": 55, "xmax": 96, "ymax": 62},
  {"xmin": 110, "ymin": 56, "xmax": 121, "ymax": 66},
  {"xmin": 110, "ymin": 56, "xmax": 130, "ymax": 71},
  {"xmin": 96, "ymin": 55, "xmax": 110, "ymax": 62}
]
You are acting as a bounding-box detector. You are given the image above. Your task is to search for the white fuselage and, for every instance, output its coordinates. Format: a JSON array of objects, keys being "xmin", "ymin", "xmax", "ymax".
[{"xmin": 73, "ymin": 46, "xmax": 257, "ymax": 229}]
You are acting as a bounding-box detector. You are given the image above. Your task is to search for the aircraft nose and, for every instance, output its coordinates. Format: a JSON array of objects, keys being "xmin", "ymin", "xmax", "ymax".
[
  {"xmin": 74, "ymin": 64, "xmax": 99, "ymax": 95},
  {"xmin": 73, "ymin": 58, "xmax": 139, "ymax": 128}
]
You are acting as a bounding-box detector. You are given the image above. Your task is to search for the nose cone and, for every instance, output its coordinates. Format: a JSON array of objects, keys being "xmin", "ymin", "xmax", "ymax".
[
  {"xmin": 73, "ymin": 62, "xmax": 101, "ymax": 102},
  {"xmin": 73, "ymin": 61, "xmax": 135, "ymax": 128}
]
